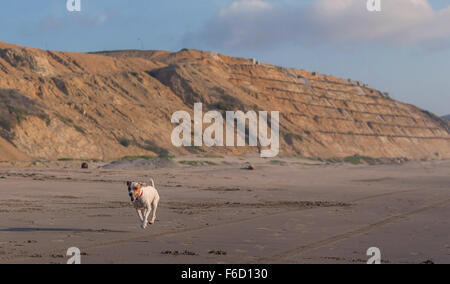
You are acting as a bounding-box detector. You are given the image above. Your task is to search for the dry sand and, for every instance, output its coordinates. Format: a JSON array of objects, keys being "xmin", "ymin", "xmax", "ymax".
[{"xmin": 0, "ymin": 156, "xmax": 449, "ymax": 264}]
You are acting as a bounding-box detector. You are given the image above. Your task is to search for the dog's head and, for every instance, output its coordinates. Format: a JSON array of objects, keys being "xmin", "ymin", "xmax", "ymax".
[{"xmin": 126, "ymin": 181, "xmax": 142, "ymax": 202}]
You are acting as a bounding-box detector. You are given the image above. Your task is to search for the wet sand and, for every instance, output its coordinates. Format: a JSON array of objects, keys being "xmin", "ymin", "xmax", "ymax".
[{"xmin": 0, "ymin": 156, "xmax": 449, "ymax": 264}]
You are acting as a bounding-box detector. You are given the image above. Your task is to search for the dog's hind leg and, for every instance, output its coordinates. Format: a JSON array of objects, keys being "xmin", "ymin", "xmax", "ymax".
[{"xmin": 149, "ymin": 196, "xmax": 159, "ymax": 225}]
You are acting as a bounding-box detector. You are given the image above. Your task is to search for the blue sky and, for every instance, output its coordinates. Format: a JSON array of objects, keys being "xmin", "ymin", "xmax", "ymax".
[{"xmin": 0, "ymin": 0, "xmax": 449, "ymax": 115}]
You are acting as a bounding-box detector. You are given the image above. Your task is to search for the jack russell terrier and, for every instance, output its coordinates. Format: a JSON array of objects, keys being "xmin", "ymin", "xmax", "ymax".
[{"xmin": 126, "ymin": 179, "xmax": 160, "ymax": 229}]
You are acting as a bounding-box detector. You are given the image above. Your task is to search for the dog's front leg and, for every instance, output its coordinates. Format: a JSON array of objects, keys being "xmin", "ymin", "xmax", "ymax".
[
  {"xmin": 142, "ymin": 208, "xmax": 152, "ymax": 229},
  {"xmin": 136, "ymin": 209, "xmax": 144, "ymax": 222}
]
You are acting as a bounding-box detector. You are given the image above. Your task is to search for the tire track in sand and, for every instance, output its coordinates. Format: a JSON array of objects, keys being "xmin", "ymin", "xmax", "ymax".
[{"xmin": 255, "ymin": 198, "xmax": 450, "ymax": 263}]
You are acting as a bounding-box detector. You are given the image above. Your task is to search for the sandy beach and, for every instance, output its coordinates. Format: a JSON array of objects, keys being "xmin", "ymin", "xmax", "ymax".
[{"xmin": 0, "ymin": 156, "xmax": 449, "ymax": 264}]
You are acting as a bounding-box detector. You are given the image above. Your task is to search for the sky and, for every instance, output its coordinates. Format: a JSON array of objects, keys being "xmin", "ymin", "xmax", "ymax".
[{"xmin": 0, "ymin": 0, "xmax": 449, "ymax": 115}]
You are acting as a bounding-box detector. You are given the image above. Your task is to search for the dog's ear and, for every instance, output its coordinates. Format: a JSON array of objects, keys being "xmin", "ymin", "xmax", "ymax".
[{"xmin": 126, "ymin": 181, "xmax": 132, "ymax": 186}]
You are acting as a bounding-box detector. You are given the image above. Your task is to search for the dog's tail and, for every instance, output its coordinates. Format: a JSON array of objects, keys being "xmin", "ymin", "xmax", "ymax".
[{"xmin": 150, "ymin": 178, "xmax": 155, "ymax": 188}]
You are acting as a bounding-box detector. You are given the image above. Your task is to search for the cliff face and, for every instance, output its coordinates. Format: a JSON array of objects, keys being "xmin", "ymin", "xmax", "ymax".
[{"xmin": 0, "ymin": 41, "xmax": 449, "ymax": 160}]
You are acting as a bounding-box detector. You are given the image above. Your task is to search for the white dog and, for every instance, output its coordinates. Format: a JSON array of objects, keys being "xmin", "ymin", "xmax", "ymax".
[{"xmin": 126, "ymin": 179, "xmax": 160, "ymax": 229}]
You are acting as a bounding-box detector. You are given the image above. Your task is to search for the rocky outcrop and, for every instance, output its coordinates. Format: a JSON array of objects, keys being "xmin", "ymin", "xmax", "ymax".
[
  {"xmin": 0, "ymin": 136, "xmax": 29, "ymax": 161},
  {"xmin": 0, "ymin": 41, "xmax": 449, "ymax": 160}
]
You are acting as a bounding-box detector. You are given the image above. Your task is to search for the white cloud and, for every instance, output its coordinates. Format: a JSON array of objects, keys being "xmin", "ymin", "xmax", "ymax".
[
  {"xmin": 195, "ymin": 0, "xmax": 450, "ymax": 50},
  {"xmin": 218, "ymin": 0, "xmax": 272, "ymax": 17}
]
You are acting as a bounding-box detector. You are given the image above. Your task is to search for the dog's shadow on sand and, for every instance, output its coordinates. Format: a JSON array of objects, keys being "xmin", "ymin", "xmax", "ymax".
[{"xmin": 0, "ymin": 228, "xmax": 127, "ymax": 233}]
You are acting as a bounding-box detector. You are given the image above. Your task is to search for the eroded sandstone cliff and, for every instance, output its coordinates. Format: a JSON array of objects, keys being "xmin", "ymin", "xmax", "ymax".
[{"xmin": 0, "ymin": 41, "xmax": 449, "ymax": 160}]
